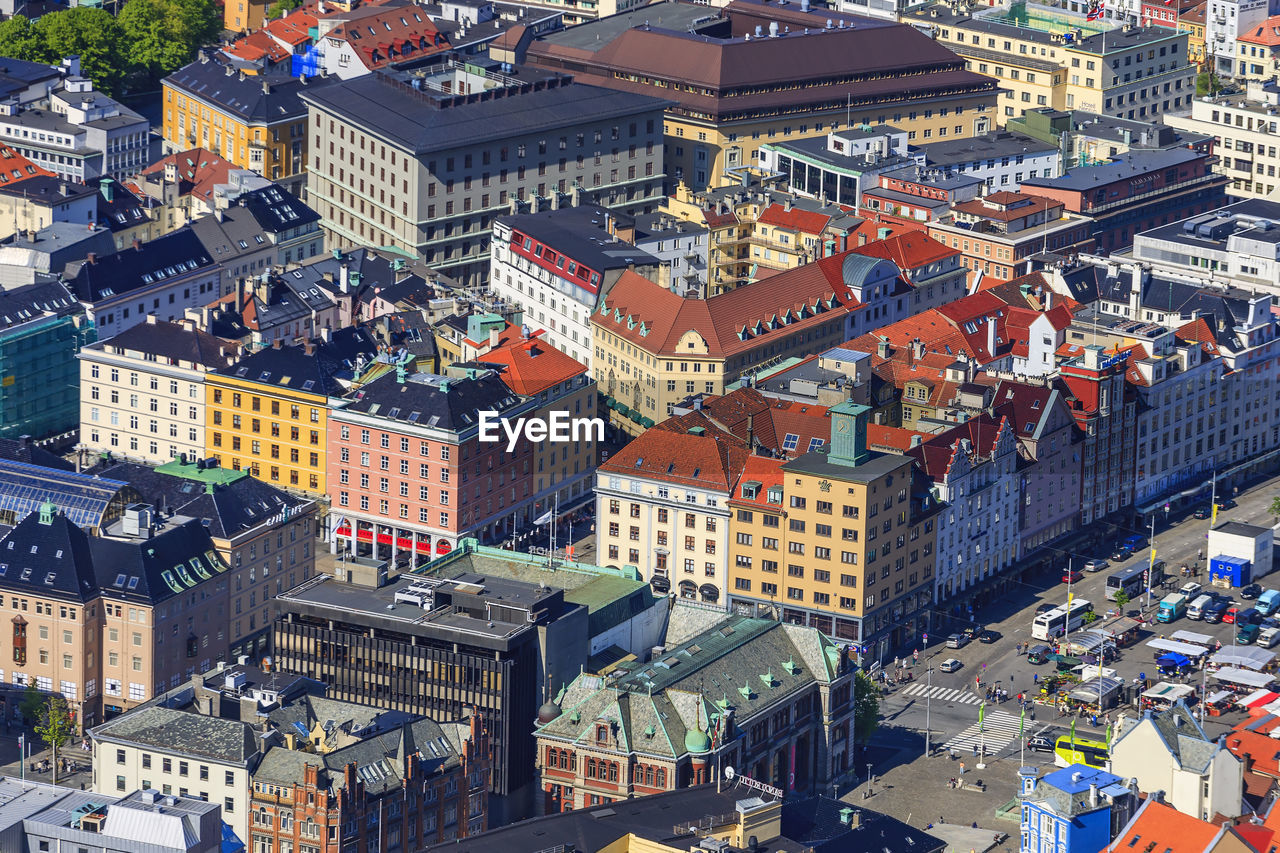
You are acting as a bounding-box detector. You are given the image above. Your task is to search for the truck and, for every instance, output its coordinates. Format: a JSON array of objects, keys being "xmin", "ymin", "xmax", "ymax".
[
  {"xmin": 1157, "ymin": 593, "xmax": 1187, "ymax": 623},
  {"xmin": 1257, "ymin": 589, "xmax": 1280, "ymax": 617}
]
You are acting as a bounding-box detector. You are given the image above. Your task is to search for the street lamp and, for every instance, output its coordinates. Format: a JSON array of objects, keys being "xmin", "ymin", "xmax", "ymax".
[{"xmin": 866, "ymin": 763, "xmax": 873, "ymax": 794}]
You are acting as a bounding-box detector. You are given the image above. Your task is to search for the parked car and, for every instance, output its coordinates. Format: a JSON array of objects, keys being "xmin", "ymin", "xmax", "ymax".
[
  {"xmin": 1218, "ymin": 498, "xmax": 1238, "ymax": 511},
  {"xmin": 1238, "ymin": 624, "xmax": 1261, "ymax": 645},
  {"xmin": 939, "ymin": 658, "xmax": 963, "ymax": 673},
  {"xmin": 962, "ymin": 625, "xmax": 984, "ymax": 639},
  {"xmin": 1260, "ymin": 626, "xmax": 1280, "ymax": 648},
  {"xmin": 1193, "ymin": 507, "xmax": 1211, "ymax": 519},
  {"xmin": 1027, "ymin": 735, "xmax": 1054, "ymax": 752},
  {"xmin": 979, "ymin": 630, "xmax": 1002, "ymax": 644},
  {"xmin": 946, "ymin": 633, "xmax": 970, "ymax": 649},
  {"xmin": 1225, "ymin": 606, "xmax": 1242, "ymax": 624},
  {"xmin": 1121, "ymin": 534, "xmax": 1147, "ymax": 551},
  {"xmin": 1180, "ymin": 582, "xmax": 1203, "ymax": 598},
  {"xmin": 1204, "ymin": 598, "xmax": 1231, "ymax": 623},
  {"xmin": 1027, "ymin": 644, "xmax": 1053, "ymax": 664},
  {"xmin": 1111, "ymin": 546, "xmax": 1134, "ymax": 561},
  {"xmin": 1063, "ymin": 568, "xmax": 1084, "ymax": 583},
  {"xmin": 1242, "ymin": 584, "xmax": 1263, "ymax": 600},
  {"xmin": 1084, "ymin": 558, "xmax": 1109, "ymax": 573},
  {"xmin": 1240, "ymin": 607, "xmax": 1264, "ymax": 625}
]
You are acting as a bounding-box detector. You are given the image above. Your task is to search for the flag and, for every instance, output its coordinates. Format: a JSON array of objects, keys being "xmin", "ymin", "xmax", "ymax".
[
  {"xmin": 1105, "ymin": 722, "xmax": 1112, "ymax": 748},
  {"xmin": 979, "ymin": 701, "xmax": 986, "ymax": 734},
  {"xmin": 1019, "ymin": 705, "xmax": 1026, "ymax": 739},
  {"xmin": 1070, "ymin": 718, "xmax": 1077, "ymax": 747}
]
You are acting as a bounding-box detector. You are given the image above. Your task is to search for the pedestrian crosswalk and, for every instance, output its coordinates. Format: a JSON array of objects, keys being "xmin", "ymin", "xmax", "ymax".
[
  {"xmin": 900, "ymin": 682, "xmax": 983, "ymax": 705},
  {"xmin": 941, "ymin": 708, "xmax": 1024, "ymax": 755}
]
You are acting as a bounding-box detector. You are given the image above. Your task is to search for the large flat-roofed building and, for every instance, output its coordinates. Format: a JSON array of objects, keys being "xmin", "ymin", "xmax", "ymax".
[
  {"xmin": 273, "ymin": 541, "xmax": 665, "ymax": 823},
  {"xmin": 521, "ymin": 0, "xmax": 1000, "ymax": 190},
  {"xmin": 1129, "ymin": 198, "xmax": 1280, "ymax": 295},
  {"xmin": 1163, "ymin": 79, "xmax": 1280, "ymax": 199},
  {"xmin": 302, "ymin": 59, "xmax": 668, "ymax": 287}
]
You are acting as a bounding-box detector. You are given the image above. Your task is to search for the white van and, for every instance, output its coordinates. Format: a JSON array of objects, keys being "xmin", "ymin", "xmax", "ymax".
[
  {"xmin": 1187, "ymin": 593, "xmax": 1214, "ymax": 620},
  {"xmin": 1259, "ymin": 626, "xmax": 1280, "ymax": 649}
]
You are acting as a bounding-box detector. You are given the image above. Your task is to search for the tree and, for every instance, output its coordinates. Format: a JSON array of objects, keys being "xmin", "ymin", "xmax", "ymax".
[
  {"xmin": 1195, "ymin": 72, "xmax": 1222, "ymax": 97},
  {"xmin": 1082, "ymin": 611, "xmax": 1098, "ymax": 624},
  {"xmin": 266, "ymin": 0, "xmax": 302, "ymax": 19},
  {"xmin": 33, "ymin": 8, "xmax": 124, "ymax": 95},
  {"xmin": 18, "ymin": 683, "xmax": 42, "ymax": 723},
  {"xmin": 1269, "ymin": 495, "xmax": 1280, "ymax": 524},
  {"xmin": 1113, "ymin": 591, "xmax": 1130, "ymax": 611},
  {"xmin": 34, "ymin": 695, "xmax": 75, "ymax": 785},
  {"xmin": 0, "ymin": 16, "xmax": 47, "ymax": 64},
  {"xmin": 853, "ymin": 670, "xmax": 880, "ymax": 746},
  {"xmin": 117, "ymin": 0, "xmax": 220, "ymax": 84}
]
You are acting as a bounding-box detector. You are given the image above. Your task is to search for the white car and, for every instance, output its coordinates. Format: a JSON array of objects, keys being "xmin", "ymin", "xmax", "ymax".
[
  {"xmin": 1083, "ymin": 559, "xmax": 1109, "ymax": 573},
  {"xmin": 939, "ymin": 658, "xmax": 963, "ymax": 673},
  {"xmin": 1180, "ymin": 582, "xmax": 1203, "ymax": 598}
]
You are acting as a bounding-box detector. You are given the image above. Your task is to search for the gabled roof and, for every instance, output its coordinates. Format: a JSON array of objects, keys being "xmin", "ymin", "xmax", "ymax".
[
  {"xmin": 0, "ymin": 140, "xmax": 53, "ymax": 186},
  {"xmin": 339, "ymin": 368, "xmax": 525, "ymax": 433},
  {"xmin": 1236, "ymin": 17, "xmax": 1280, "ymax": 46},
  {"xmin": 137, "ymin": 148, "xmax": 236, "ymax": 203},
  {"xmin": 215, "ymin": 327, "xmax": 377, "ymax": 395},
  {"xmin": 907, "ymin": 412, "xmax": 1010, "ymax": 482},
  {"xmin": 852, "ymin": 231, "xmax": 957, "ymax": 273},
  {"xmin": 64, "ymin": 228, "xmax": 215, "ymax": 304},
  {"xmin": 680, "ymin": 387, "xmax": 830, "ymax": 458},
  {"xmin": 164, "ymin": 61, "xmax": 326, "ymax": 124},
  {"xmin": 1103, "ymin": 799, "xmax": 1223, "ymax": 853},
  {"xmin": 0, "ymin": 505, "xmax": 98, "ymax": 602},
  {"xmin": 467, "ymin": 328, "xmax": 586, "ymax": 396},
  {"xmin": 91, "ymin": 518, "xmax": 228, "ymax": 605},
  {"xmin": 757, "ymin": 203, "xmax": 833, "ymax": 234},
  {"xmin": 83, "ymin": 317, "xmax": 239, "ymax": 370},
  {"xmin": 599, "ymin": 420, "xmax": 751, "ymax": 493},
  {"xmin": 326, "ymin": 1, "xmax": 450, "ymax": 70}
]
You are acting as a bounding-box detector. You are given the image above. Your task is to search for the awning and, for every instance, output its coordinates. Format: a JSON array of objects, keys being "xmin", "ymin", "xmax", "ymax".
[
  {"xmin": 1170, "ymin": 630, "xmax": 1216, "ymax": 647},
  {"xmin": 604, "ymin": 397, "xmax": 618, "ymax": 410},
  {"xmin": 640, "ymin": 416, "xmax": 655, "ymax": 428},
  {"xmin": 629, "ymin": 408, "xmax": 645, "ymax": 423},
  {"xmin": 1243, "ymin": 689, "xmax": 1280, "ymax": 708},
  {"xmin": 1074, "ymin": 665, "xmax": 1118, "ymax": 681},
  {"xmin": 1214, "ymin": 667, "xmax": 1275, "ymax": 688},
  {"xmin": 1211, "ymin": 647, "xmax": 1275, "ymax": 670},
  {"xmin": 616, "ymin": 405, "xmax": 633, "ymax": 418},
  {"xmin": 1069, "ymin": 676, "xmax": 1124, "ymax": 702},
  {"xmin": 1142, "ymin": 682, "xmax": 1195, "ymax": 702},
  {"xmin": 1147, "ymin": 638, "xmax": 1212, "ymax": 657},
  {"xmin": 1157, "ymin": 653, "xmax": 1191, "ymax": 667},
  {"xmin": 1206, "ymin": 690, "xmax": 1234, "ymax": 705}
]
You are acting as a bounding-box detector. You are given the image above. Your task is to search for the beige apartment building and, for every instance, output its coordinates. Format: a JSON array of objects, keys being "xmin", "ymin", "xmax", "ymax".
[
  {"xmin": 78, "ymin": 315, "xmax": 239, "ymax": 466},
  {"xmin": 0, "ymin": 502, "xmax": 231, "ymax": 728},
  {"xmin": 1164, "ymin": 79, "xmax": 1280, "ymax": 198}
]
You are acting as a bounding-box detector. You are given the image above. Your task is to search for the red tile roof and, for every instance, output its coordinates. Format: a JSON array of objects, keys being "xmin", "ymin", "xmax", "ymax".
[
  {"xmin": 684, "ymin": 387, "xmax": 830, "ymax": 458},
  {"xmin": 474, "ymin": 328, "xmax": 587, "ymax": 396},
  {"xmin": 866, "ymin": 423, "xmax": 927, "ymax": 453},
  {"xmin": 1239, "ymin": 16, "xmax": 1280, "ymax": 45},
  {"xmin": 757, "ymin": 203, "xmax": 833, "ymax": 234},
  {"xmin": 952, "ymin": 192, "xmax": 1059, "ymax": 222},
  {"xmin": 0, "ymin": 141, "xmax": 53, "ymax": 185},
  {"xmin": 852, "ymin": 231, "xmax": 957, "ymax": 273},
  {"xmin": 907, "ymin": 412, "xmax": 1010, "ymax": 481},
  {"xmin": 596, "ymin": 260, "xmax": 856, "ymax": 358},
  {"xmin": 727, "ymin": 454, "xmax": 786, "ymax": 509},
  {"xmin": 1103, "ymin": 799, "xmax": 1223, "ymax": 853},
  {"xmin": 1177, "ymin": 317, "xmax": 1222, "ymax": 358},
  {"xmin": 327, "ymin": 4, "xmax": 449, "ymax": 70},
  {"xmin": 138, "ymin": 148, "xmax": 237, "ymax": 203},
  {"xmin": 598, "ymin": 419, "xmax": 751, "ymax": 492}
]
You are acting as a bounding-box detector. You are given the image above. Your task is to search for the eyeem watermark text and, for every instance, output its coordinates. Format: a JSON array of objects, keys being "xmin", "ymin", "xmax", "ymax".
[{"xmin": 478, "ymin": 412, "xmax": 604, "ymax": 452}]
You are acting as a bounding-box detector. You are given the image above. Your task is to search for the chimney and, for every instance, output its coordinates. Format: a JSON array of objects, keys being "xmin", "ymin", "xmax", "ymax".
[
  {"xmin": 320, "ymin": 327, "xmax": 332, "ymax": 344},
  {"xmin": 1044, "ymin": 289, "xmax": 1053, "ymax": 310},
  {"xmin": 132, "ymin": 236, "xmax": 142, "ymax": 251},
  {"xmin": 146, "ymin": 314, "xmax": 158, "ymax": 326},
  {"xmin": 1128, "ymin": 265, "xmax": 1142, "ymax": 317},
  {"xmin": 986, "ymin": 316, "xmax": 996, "ymax": 357},
  {"xmin": 303, "ymin": 341, "xmax": 315, "ymax": 356},
  {"xmin": 225, "ymin": 64, "xmax": 234, "ymax": 76},
  {"xmin": 272, "ymin": 338, "xmax": 282, "ymax": 350},
  {"xmin": 489, "ymin": 327, "xmax": 500, "ymax": 348},
  {"xmin": 86, "ymin": 252, "xmax": 96, "ymax": 265},
  {"xmin": 1089, "ymin": 783, "xmax": 1099, "ymax": 808}
]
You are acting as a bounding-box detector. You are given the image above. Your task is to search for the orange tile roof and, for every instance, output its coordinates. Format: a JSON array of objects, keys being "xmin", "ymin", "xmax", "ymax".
[
  {"xmin": 327, "ymin": 4, "xmax": 449, "ymax": 70},
  {"xmin": 757, "ymin": 203, "xmax": 833, "ymax": 234},
  {"xmin": 0, "ymin": 141, "xmax": 52, "ymax": 185},
  {"xmin": 852, "ymin": 231, "xmax": 957, "ymax": 273},
  {"xmin": 598, "ymin": 420, "xmax": 751, "ymax": 492},
  {"xmin": 596, "ymin": 260, "xmax": 856, "ymax": 359},
  {"xmin": 139, "ymin": 148, "xmax": 237, "ymax": 203},
  {"xmin": 727, "ymin": 453, "xmax": 786, "ymax": 509},
  {"xmin": 224, "ymin": 29, "xmax": 292, "ymax": 62},
  {"xmin": 866, "ymin": 423, "xmax": 927, "ymax": 453},
  {"xmin": 1239, "ymin": 16, "xmax": 1280, "ymax": 45},
  {"xmin": 1228, "ymin": 715, "xmax": 1280, "ymax": 779},
  {"xmin": 1104, "ymin": 799, "xmax": 1222, "ymax": 853},
  {"xmin": 474, "ymin": 328, "xmax": 587, "ymax": 396},
  {"xmin": 1177, "ymin": 317, "xmax": 1222, "ymax": 357},
  {"xmin": 952, "ymin": 192, "xmax": 1059, "ymax": 222}
]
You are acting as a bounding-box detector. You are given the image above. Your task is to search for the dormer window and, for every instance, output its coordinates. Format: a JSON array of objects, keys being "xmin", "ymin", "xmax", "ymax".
[{"xmin": 595, "ymin": 724, "xmax": 608, "ymax": 743}]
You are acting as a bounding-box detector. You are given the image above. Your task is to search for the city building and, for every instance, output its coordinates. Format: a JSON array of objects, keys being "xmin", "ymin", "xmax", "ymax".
[
  {"xmin": 1182, "ymin": 3, "xmax": 1211, "ymax": 69},
  {"xmin": 590, "ymin": 259, "xmax": 861, "ymax": 435},
  {"xmin": 1234, "ymin": 16, "xmax": 1280, "ymax": 78},
  {"xmin": 906, "ymin": 8, "xmax": 1196, "ymax": 123},
  {"xmin": 1021, "ymin": 147, "xmax": 1229, "ymax": 251},
  {"xmin": 1057, "ymin": 344, "xmax": 1137, "ymax": 525},
  {"xmin": 1206, "ymin": 0, "xmax": 1272, "ymax": 76},
  {"xmin": 0, "ymin": 73, "xmax": 149, "ymax": 181},
  {"xmin": 91, "ymin": 456, "xmax": 318, "ymax": 659},
  {"xmin": 315, "ymin": 0, "xmax": 452, "ymax": 78},
  {"xmin": 77, "ymin": 315, "xmax": 240, "ymax": 466},
  {"xmin": 162, "ymin": 59, "xmax": 322, "ymax": 198},
  {"xmin": 0, "ymin": 458, "xmax": 139, "ymax": 532},
  {"xmin": 189, "ymin": 184, "xmax": 324, "ymax": 283},
  {"xmin": 1163, "ymin": 79, "xmax": 1280, "ymax": 198},
  {"xmin": 1102, "ymin": 798, "xmax": 1249, "ymax": 853},
  {"xmin": 63, "ymin": 228, "xmax": 223, "ymax": 341},
  {"xmin": 758, "ymin": 126, "xmax": 918, "ymax": 209},
  {"xmin": 917, "ymin": 130, "xmax": 1062, "ymax": 189},
  {"xmin": 1109, "ymin": 702, "xmax": 1245, "ymax": 819},
  {"xmin": 632, "ymin": 211, "xmax": 710, "ymax": 297},
  {"xmin": 92, "ymin": 660, "xmax": 490, "ymax": 849},
  {"xmin": 272, "ymin": 541, "xmax": 664, "ymax": 822},
  {"xmin": 1208, "ymin": 520, "xmax": 1274, "ymax": 584},
  {"xmin": 220, "ymin": 2, "xmax": 321, "ymax": 76},
  {"xmin": 1008, "ymin": 107, "xmax": 1214, "ymax": 169},
  {"xmin": 0, "ymin": 172, "xmax": 97, "ymax": 235},
  {"xmin": 1127, "ymin": 199, "xmax": 1280, "ymax": 295},
  {"xmin": 927, "ymin": 191, "xmax": 1095, "ymax": 284},
  {"xmin": 533, "ymin": 614, "xmax": 856, "ymax": 811},
  {"xmin": 0, "ymin": 278, "xmax": 92, "ymax": 440},
  {"xmin": 0, "ymin": 779, "xmax": 224, "ymax": 853},
  {"xmin": 521, "ymin": 0, "xmax": 1000, "ymax": 190},
  {"xmin": 0, "ymin": 500, "xmax": 233, "ymax": 726},
  {"xmin": 488, "ymin": 204, "xmax": 661, "ymax": 368},
  {"xmin": 303, "ymin": 59, "xmax": 668, "ymax": 286},
  {"xmin": 132, "ymin": 148, "xmax": 264, "ymax": 233},
  {"xmin": 1018, "ymin": 765, "xmax": 1138, "ymax": 853},
  {"xmin": 992, "ymin": 378, "xmax": 1083, "ymax": 558},
  {"xmin": 1143, "ymin": 0, "xmax": 1204, "ymax": 30},
  {"xmin": 224, "ymin": 0, "xmax": 271, "ymax": 33},
  {"xmin": 859, "ymin": 164, "xmax": 985, "ymax": 225},
  {"xmin": 205, "ymin": 328, "xmax": 378, "ymax": 495},
  {"xmin": 909, "ymin": 413, "xmax": 1019, "ymax": 615}
]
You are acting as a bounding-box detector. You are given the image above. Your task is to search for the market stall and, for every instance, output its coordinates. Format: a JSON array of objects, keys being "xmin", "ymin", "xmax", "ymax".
[
  {"xmin": 1157, "ymin": 653, "xmax": 1194, "ymax": 678},
  {"xmin": 1241, "ymin": 689, "xmax": 1280, "ymax": 709},
  {"xmin": 1141, "ymin": 681, "xmax": 1196, "ymax": 711},
  {"xmin": 1063, "ymin": 633, "xmax": 1117, "ymax": 660},
  {"xmin": 1147, "ymin": 639, "xmax": 1212, "ymax": 663},
  {"xmin": 1170, "ymin": 630, "xmax": 1216, "ymax": 647},
  {"xmin": 1088, "ymin": 617, "xmax": 1142, "ymax": 648},
  {"xmin": 1205, "ymin": 689, "xmax": 1235, "ymax": 716},
  {"xmin": 1213, "ymin": 667, "xmax": 1275, "ymax": 691},
  {"xmin": 1210, "ymin": 647, "xmax": 1275, "ymax": 671},
  {"xmin": 1068, "ymin": 676, "xmax": 1125, "ymax": 711}
]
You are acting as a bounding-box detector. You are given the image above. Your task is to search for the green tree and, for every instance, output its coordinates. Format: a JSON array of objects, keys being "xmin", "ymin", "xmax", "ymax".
[
  {"xmin": 853, "ymin": 670, "xmax": 880, "ymax": 745},
  {"xmin": 33, "ymin": 8, "xmax": 123, "ymax": 95},
  {"xmin": 0, "ymin": 16, "xmax": 48, "ymax": 64},
  {"xmin": 18, "ymin": 683, "xmax": 42, "ymax": 723},
  {"xmin": 1196, "ymin": 72, "xmax": 1222, "ymax": 97},
  {"xmin": 1113, "ymin": 591, "xmax": 1130, "ymax": 611},
  {"xmin": 266, "ymin": 0, "xmax": 302, "ymax": 19},
  {"xmin": 1082, "ymin": 611, "xmax": 1099, "ymax": 624},
  {"xmin": 35, "ymin": 695, "xmax": 75, "ymax": 785},
  {"xmin": 1269, "ymin": 495, "xmax": 1280, "ymax": 524},
  {"xmin": 118, "ymin": 0, "xmax": 220, "ymax": 82}
]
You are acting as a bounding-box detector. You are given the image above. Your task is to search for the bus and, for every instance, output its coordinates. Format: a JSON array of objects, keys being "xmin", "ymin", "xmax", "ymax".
[
  {"xmin": 1055, "ymin": 735, "xmax": 1109, "ymax": 768},
  {"xmin": 1031, "ymin": 599, "xmax": 1094, "ymax": 640},
  {"xmin": 1106, "ymin": 561, "xmax": 1165, "ymax": 601}
]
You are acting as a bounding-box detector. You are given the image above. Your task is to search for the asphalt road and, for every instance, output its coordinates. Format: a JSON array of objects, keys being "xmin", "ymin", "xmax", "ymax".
[{"xmin": 878, "ymin": 471, "xmax": 1280, "ymax": 761}]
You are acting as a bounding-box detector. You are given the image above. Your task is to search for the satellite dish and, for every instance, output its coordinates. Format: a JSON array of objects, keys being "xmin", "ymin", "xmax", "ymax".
[{"xmin": 724, "ymin": 766, "xmax": 736, "ymax": 781}]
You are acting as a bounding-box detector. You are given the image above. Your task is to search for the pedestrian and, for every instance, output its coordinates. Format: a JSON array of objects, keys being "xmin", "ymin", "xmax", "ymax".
[
  {"xmin": 959, "ymin": 762, "xmax": 966, "ymax": 775},
  {"xmin": 1034, "ymin": 673, "xmax": 1039, "ymax": 684}
]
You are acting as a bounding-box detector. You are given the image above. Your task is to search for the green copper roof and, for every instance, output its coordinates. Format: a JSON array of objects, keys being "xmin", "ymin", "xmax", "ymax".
[{"xmin": 154, "ymin": 458, "xmax": 249, "ymax": 487}]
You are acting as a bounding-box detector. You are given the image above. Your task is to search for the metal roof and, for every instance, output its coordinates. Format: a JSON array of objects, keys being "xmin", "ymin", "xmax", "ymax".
[{"xmin": 0, "ymin": 459, "xmax": 135, "ymax": 530}]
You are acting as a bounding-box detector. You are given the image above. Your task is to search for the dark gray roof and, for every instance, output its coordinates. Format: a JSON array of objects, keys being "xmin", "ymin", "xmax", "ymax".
[
  {"xmin": 917, "ymin": 130, "xmax": 1057, "ymax": 167},
  {"xmin": 0, "ymin": 57, "xmax": 60, "ymax": 101},
  {"xmin": 215, "ymin": 328, "xmax": 377, "ymax": 395},
  {"xmin": 300, "ymin": 71, "xmax": 668, "ymax": 154},
  {"xmin": 0, "ymin": 176, "xmax": 96, "ymax": 204},
  {"xmin": 1021, "ymin": 147, "xmax": 1204, "ymax": 192},
  {"xmin": 90, "ymin": 705, "xmax": 259, "ymax": 765},
  {"xmin": 83, "ymin": 318, "xmax": 237, "ymax": 369},
  {"xmin": 0, "ymin": 278, "xmax": 81, "ymax": 331},
  {"xmin": 236, "ymin": 185, "xmax": 320, "ymax": 232},
  {"xmin": 342, "ymin": 369, "xmax": 525, "ymax": 431},
  {"xmin": 0, "ymin": 506, "xmax": 98, "ymax": 602},
  {"xmin": 1214, "ymin": 521, "xmax": 1271, "ymax": 538},
  {"xmin": 497, "ymin": 204, "xmax": 659, "ymax": 272},
  {"xmin": 96, "ymin": 179, "xmax": 153, "ymax": 235},
  {"xmin": 90, "ymin": 517, "xmax": 229, "ymax": 605},
  {"xmin": 64, "ymin": 229, "xmax": 215, "ymax": 304},
  {"xmin": 0, "ymin": 437, "xmax": 73, "ymax": 471},
  {"xmin": 163, "ymin": 61, "xmax": 327, "ymax": 123}
]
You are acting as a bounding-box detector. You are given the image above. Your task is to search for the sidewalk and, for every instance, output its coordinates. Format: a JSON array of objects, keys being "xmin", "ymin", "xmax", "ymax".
[{"xmin": 0, "ymin": 723, "xmax": 93, "ymax": 790}]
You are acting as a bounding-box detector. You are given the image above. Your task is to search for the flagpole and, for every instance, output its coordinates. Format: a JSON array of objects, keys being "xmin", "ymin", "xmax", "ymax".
[{"xmin": 977, "ymin": 701, "xmax": 987, "ymax": 769}]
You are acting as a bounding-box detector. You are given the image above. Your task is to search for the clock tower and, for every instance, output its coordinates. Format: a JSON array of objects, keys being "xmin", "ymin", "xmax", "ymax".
[{"xmin": 828, "ymin": 400, "xmax": 870, "ymax": 467}]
